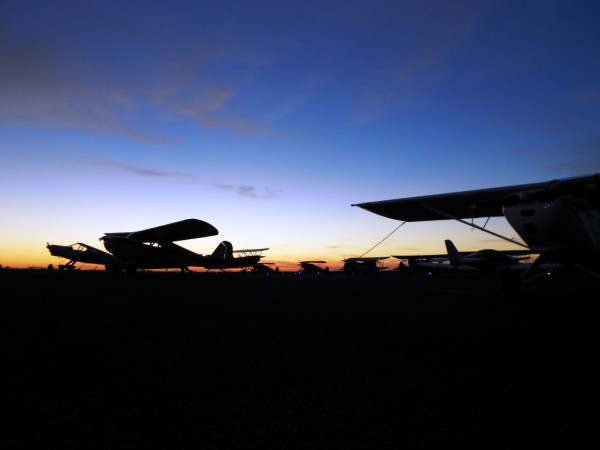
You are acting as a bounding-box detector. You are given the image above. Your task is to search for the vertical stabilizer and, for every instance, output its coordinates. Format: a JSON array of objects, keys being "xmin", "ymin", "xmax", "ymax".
[
  {"xmin": 445, "ymin": 239, "xmax": 461, "ymax": 266},
  {"xmin": 211, "ymin": 241, "xmax": 233, "ymax": 259}
]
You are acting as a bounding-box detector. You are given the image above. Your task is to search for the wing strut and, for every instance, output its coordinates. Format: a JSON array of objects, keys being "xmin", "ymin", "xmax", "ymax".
[
  {"xmin": 420, "ymin": 203, "xmax": 529, "ymax": 249},
  {"xmin": 359, "ymin": 221, "xmax": 406, "ymax": 258}
]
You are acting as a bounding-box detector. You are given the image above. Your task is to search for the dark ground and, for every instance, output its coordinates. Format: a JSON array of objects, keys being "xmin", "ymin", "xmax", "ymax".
[{"xmin": 1, "ymin": 268, "xmax": 598, "ymax": 449}]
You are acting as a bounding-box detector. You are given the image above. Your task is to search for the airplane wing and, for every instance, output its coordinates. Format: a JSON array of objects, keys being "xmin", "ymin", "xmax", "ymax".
[
  {"xmin": 299, "ymin": 260, "xmax": 327, "ymax": 264},
  {"xmin": 345, "ymin": 256, "xmax": 390, "ymax": 261},
  {"xmin": 392, "ymin": 253, "xmax": 448, "ymax": 260},
  {"xmin": 232, "ymin": 248, "xmax": 269, "ymax": 253},
  {"xmin": 351, "ymin": 174, "xmax": 599, "ymax": 222},
  {"xmin": 353, "ymin": 185, "xmax": 522, "ymax": 222},
  {"xmin": 105, "ymin": 219, "xmax": 218, "ymax": 242},
  {"xmin": 392, "ymin": 249, "xmax": 532, "ymax": 260},
  {"xmin": 494, "ymin": 249, "xmax": 534, "ymax": 256}
]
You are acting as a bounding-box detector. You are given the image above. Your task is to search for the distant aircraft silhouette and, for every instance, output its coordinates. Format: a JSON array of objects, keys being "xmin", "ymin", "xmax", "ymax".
[
  {"xmin": 393, "ymin": 239, "xmax": 532, "ymax": 275},
  {"xmin": 201, "ymin": 240, "xmax": 269, "ymax": 272},
  {"xmin": 251, "ymin": 262, "xmax": 279, "ymax": 274},
  {"xmin": 297, "ymin": 261, "xmax": 329, "ymax": 275},
  {"xmin": 342, "ymin": 256, "xmax": 389, "ymax": 274}
]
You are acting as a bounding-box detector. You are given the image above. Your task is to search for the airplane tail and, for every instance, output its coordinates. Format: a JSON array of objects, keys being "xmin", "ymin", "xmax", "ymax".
[
  {"xmin": 445, "ymin": 239, "xmax": 461, "ymax": 266},
  {"xmin": 211, "ymin": 241, "xmax": 234, "ymax": 259}
]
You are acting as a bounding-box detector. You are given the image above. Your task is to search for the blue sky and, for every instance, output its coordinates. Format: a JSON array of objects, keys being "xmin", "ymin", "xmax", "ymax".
[{"xmin": 1, "ymin": 0, "xmax": 599, "ymax": 270}]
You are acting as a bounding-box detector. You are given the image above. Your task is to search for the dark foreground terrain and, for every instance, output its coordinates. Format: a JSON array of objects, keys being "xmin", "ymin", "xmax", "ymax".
[{"xmin": 1, "ymin": 269, "xmax": 598, "ymax": 448}]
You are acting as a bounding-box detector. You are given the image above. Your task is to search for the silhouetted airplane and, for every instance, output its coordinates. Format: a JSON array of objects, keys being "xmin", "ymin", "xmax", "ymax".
[
  {"xmin": 201, "ymin": 241, "xmax": 269, "ymax": 272},
  {"xmin": 99, "ymin": 218, "xmax": 216, "ymax": 273},
  {"xmin": 393, "ymin": 239, "xmax": 533, "ymax": 274},
  {"xmin": 251, "ymin": 262, "xmax": 279, "ymax": 274},
  {"xmin": 297, "ymin": 260, "xmax": 329, "ymax": 275},
  {"xmin": 342, "ymin": 256, "xmax": 389, "ymax": 274},
  {"xmin": 97, "ymin": 218, "xmax": 268, "ymax": 274},
  {"xmin": 353, "ymin": 174, "xmax": 600, "ymax": 280},
  {"xmin": 46, "ymin": 242, "xmax": 123, "ymax": 272},
  {"xmin": 444, "ymin": 239, "xmax": 533, "ymax": 270}
]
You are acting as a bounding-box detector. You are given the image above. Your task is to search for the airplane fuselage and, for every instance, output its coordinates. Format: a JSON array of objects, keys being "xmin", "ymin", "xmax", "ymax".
[
  {"xmin": 101, "ymin": 236, "xmax": 206, "ymax": 271},
  {"xmin": 101, "ymin": 235, "xmax": 264, "ymax": 272},
  {"xmin": 503, "ymin": 193, "xmax": 600, "ymax": 257},
  {"xmin": 452, "ymin": 250, "xmax": 521, "ymax": 271},
  {"xmin": 203, "ymin": 255, "xmax": 262, "ymax": 270}
]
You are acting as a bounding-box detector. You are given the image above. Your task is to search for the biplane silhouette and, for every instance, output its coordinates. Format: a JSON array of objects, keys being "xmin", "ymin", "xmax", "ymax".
[
  {"xmin": 201, "ymin": 241, "xmax": 269, "ymax": 272},
  {"xmin": 297, "ymin": 260, "xmax": 329, "ymax": 275},
  {"xmin": 342, "ymin": 256, "xmax": 389, "ymax": 274}
]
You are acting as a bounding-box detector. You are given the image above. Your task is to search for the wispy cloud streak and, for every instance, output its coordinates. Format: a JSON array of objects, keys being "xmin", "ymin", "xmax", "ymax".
[
  {"xmin": 88, "ymin": 160, "xmax": 282, "ymax": 199},
  {"xmin": 87, "ymin": 160, "xmax": 197, "ymax": 179},
  {"xmin": 215, "ymin": 184, "xmax": 282, "ymax": 199}
]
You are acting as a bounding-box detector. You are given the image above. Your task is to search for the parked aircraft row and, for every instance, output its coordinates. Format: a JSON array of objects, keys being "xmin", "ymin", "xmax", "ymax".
[
  {"xmin": 296, "ymin": 258, "xmax": 394, "ymax": 275},
  {"xmin": 48, "ymin": 173, "xmax": 599, "ymax": 282},
  {"xmin": 47, "ymin": 219, "xmax": 268, "ymax": 274},
  {"xmin": 296, "ymin": 243, "xmax": 540, "ymax": 276}
]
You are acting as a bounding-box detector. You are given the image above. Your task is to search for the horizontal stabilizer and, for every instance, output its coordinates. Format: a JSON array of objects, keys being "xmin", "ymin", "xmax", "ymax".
[{"xmin": 232, "ymin": 248, "xmax": 269, "ymax": 253}]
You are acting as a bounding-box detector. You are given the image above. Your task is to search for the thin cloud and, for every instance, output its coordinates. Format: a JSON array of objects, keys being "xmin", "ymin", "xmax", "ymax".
[
  {"xmin": 214, "ymin": 184, "xmax": 282, "ymax": 199},
  {"xmin": 87, "ymin": 160, "xmax": 197, "ymax": 179},
  {"xmin": 0, "ymin": 26, "xmax": 270, "ymax": 141},
  {"xmin": 153, "ymin": 82, "xmax": 233, "ymax": 117},
  {"xmin": 89, "ymin": 160, "xmax": 283, "ymax": 199},
  {"xmin": 152, "ymin": 82, "xmax": 269, "ymax": 135}
]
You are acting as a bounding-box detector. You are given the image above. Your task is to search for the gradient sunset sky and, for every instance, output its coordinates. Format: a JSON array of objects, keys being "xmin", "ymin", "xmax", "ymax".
[{"xmin": 1, "ymin": 0, "xmax": 599, "ymax": 270}]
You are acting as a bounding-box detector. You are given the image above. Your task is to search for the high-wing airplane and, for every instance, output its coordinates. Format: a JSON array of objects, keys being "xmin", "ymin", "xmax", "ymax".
[
  {"xmin": 46, "ymin": 242, "xmax": 124, "ymax": 272},
  {"xmin": 297, "ymin": 260, "xmax": 329, "ymax": 275},
  {"xmin": 100, "ymin": 218, "xmax": 218, "ymax": 273},
  {"xmin": 353, "ymin": 173, "xmax": 600, "ymax": 279},
  {"xmin": 393, "ymin": 239, "xmax": 533, "ymax": 274},
  {"xmin": 99, "ymin": 218, "xmax": 268, "ymax": 274},
  {"xmin": 343, "ymin": 256, "xmax": 389, "ymax": 274}
]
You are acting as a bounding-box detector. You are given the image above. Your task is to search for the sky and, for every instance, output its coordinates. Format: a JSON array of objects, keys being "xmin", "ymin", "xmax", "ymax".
[{"xmin": 1, "ymin": 0, "xmax": 599, "ymax": 271}]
